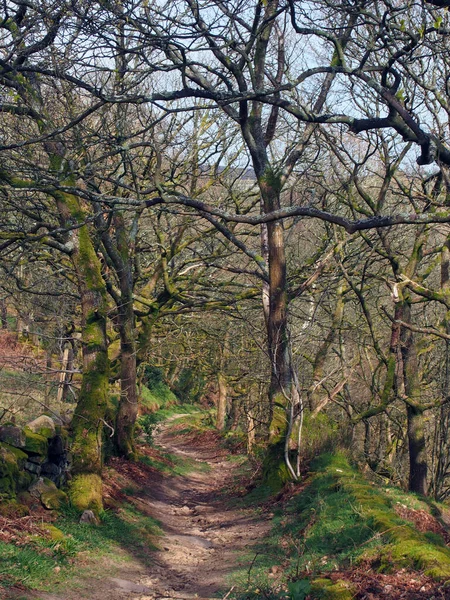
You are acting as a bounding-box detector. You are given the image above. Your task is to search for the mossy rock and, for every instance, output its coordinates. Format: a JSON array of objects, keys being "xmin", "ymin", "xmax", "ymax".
[
  {"xmin": 310, "ymin": 578, "xmax": 355, "ymax": 599},
  {"xmin": 29, "ymin": 477, "xmax": 59, "ymax": 500},
  {"xmin": 0, "ymin": 425, "xmax": 25, "ymax": 448},
  {"xmin": 17, "ymin": 469, "xmax": 34, "ymax": 492},
  {"xmin": 69, "ymin": 473, "xmax": 103, "ymax": 513},
  {"xmin": 26, "ymin": 415, "xmax": 56, "ymax": 439},
  {"xmin": 0, "ymin": 442, "xmax": 28, "ymax": 497},
  {"xmin": 41, "ymin": 487, "xmax": 68, "ymax": 510},
  {"xmin": 0, "ymin": 442, "xmax": 28, "ymax": 468},
  {"xmin": 38, "ymin": 523, "xmax": 66, "ymax": 541},
  {"xmin": 23, "ymin": 428, "xmax": 48, "ymax": 456}
]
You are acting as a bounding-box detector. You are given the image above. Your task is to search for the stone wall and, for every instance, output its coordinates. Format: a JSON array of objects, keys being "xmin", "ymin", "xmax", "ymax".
[{"xmin": 0, "ymin": 415, "xmax": 70, "ymax": 509}]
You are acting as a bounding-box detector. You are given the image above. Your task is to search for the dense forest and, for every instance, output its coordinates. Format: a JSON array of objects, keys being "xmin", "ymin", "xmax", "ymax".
[{"xmin": 3, "ymin": 0, "xmax": 450, "ymax": 598}]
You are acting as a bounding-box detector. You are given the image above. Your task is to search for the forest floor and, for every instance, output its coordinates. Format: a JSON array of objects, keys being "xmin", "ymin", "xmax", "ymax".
[
  {"xmin": 7, "ymin": 416, "xmax": 271, "ymax": 600},
  {"xmin": 5, "ymin": 412, "xmax": 450, "ymax": 599}
]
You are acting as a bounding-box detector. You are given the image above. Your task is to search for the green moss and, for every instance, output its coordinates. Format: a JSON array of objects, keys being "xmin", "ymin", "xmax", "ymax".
[
  {"xmin": 71, "ymin": 351, "xmax": 108, "ymax": 475},
  {"xmin": 318, "ymin": 454, "xmax": 450, "ymax": 581},
  {"xmin": 311, "ymin": 578, "xmax": 354, "ymax": 599},
  {"xmin": 0, "ymin": 442, "xmax": 27, "ymax": 466},
  {"xmin": 41, "ymin": 488, "xmax": 68, "ymax": 510},
  {"xmin": 68, "ymin": 473, "xmax": 102, "ymax": 513},
  {"xmin": 78, "ymin": 225, "xmax": 107, "ymax": 294},
  {"xmin": 23, "ymin": 428, "xmax": 48, "ymax": 455},
  {"xmin": 38, "ymin": 523, "xmax": 66, "ymax": 541},
  {"xmin": 261, "ymin": 441, "xmax": 290, "ymax": 493},
  {"xmin": 0, "ymin": 443, "xmax": 28, "ymax": 497}
]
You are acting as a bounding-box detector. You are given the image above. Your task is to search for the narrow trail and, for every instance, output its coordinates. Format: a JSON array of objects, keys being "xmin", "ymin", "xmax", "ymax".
[{"xmin": 29, "ymin": 418, "xmax": 271, "ymax": 600}]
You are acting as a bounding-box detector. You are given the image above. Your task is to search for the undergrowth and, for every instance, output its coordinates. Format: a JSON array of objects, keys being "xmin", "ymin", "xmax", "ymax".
[
  {"xmin": 0, "ymin": 503, "xmax": 161, "ymax": 593},
  {"xmin": 229, "ymin": 452, "xmax": 450, "ymax": 600}
]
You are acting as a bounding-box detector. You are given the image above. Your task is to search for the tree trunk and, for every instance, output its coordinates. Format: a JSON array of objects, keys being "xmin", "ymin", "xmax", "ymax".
[
  {"xmin": 216, "ymin": 372, "xmax": 227, "ymax": 431},
  {"xmin": 57, "ymin": 193, "xmax": 109, "ymax": 513},
  {"xmin": 407, "ymin": 403, "xmax": 427, "ymax": 495},
  {"xmin": 400, "ymin": 302, "xmax": 428, "ymax": 495},
  {"xmin": 113, "ymin": 214, "xmax": 138, "ymax": 459},
  {"xmin": 0, "ymin": 299, "xmax": 7, "ymax": 329},
  {"xmin": 308, "ymin": 283, "xmax": 345, "ymax": 413},
  {"xmin": 56, "ymin": 345, "xmax": 70, "ymax": 404},
  {"xmin": 258, "ymin": 172, "xmax": 297, "ymax": 486}
]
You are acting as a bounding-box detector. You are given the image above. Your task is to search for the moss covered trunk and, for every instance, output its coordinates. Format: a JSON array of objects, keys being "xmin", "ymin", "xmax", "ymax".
[
  {"xmin": 401, "ymin": 302, "xmax": 428, "ymax": 495},
  {"xmin": 114, "ymin": 245, "xmax": 138, "ymax": 459},
  {"xmin": 57, "ymin": 194, "xmax": 109, "ymax": 512},
  {"xmin": 259, "ymin": 171, "xmax": 296, "ymax": 487}
]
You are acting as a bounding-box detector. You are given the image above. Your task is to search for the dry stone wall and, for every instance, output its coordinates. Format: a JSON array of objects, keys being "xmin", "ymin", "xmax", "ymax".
[{"xmin": 0, "ymin": 415, "xmax": 70, "ymax": 508}]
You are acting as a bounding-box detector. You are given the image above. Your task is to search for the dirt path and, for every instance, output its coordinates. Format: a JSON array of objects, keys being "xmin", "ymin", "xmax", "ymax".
[{"xmin": 28, "ymin": 418, "xmax": 271, "ymax": 600}]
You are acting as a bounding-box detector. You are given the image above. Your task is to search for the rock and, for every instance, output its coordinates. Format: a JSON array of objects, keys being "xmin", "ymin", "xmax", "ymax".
[
  {"xmin": 29, "ymin": 476, "xmax": 59, "ymax": 500},
  {"xmin": 25, "ymin": 415, "xmax": 56, "ymax": 439},
  {"xmin": 41, "ymin": 487, "xmax": 68, "ymax": 510},
  {"xmin": 24, "ymin": 461, "xmax": 42, "ymax": 476},
  {"xmin": 0, "ymin": 442, "xmax": 28, "ymax": 497},
  {"xmin": 27, "ymin": 455, "xmax": 46, "ymax": 465},
  {"xmin": 0, "ymin": 425, "xmax": 25, "ymax": 448},
  {"xmin": 41, "ymin": 462, "xmax": 61, "ymax": 477},
  {"xmin": 79, "ymin": 509, "xmax": 99, "ymax": 525},
  {"xmin": 23, "ymin": 428, "xmax": 48, "ymax": 456},
  {"xmin": 39, "ymin": 523, "xmax": 66, "ymax": 541}
]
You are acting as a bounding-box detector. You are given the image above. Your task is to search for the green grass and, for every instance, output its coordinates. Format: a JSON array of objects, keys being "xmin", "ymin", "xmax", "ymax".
[
  {"xmin": 0, "ymin": 502, "xmax": 162, "ymax": 593},
  {"xmin": 228, "ymin": 452, "xmax": 450, "ymax": 600}
]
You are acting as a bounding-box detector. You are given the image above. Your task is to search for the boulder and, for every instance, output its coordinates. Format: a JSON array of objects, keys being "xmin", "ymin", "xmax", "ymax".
[
  {"xmin": 29, "ymin": 476, "xmax": 68, "ymax": 509},
  {"xmin": 23, "ymin": 428, "xmax": 48, "ymax": 456},
  {"xmin": 27, "ymin": 455, "xmax": 46, "ymax": 465},
  {"xmin": 41, "ymin": 487, "xmax": 68, "ymax": 510},
  {"xmin": 0, "ymin": 442, "xmax": 28, "ymax": 497},
  {"xmin": 24, "ymin": 461, "xmax": 42, "ymax": 476},
  {"xmin": 79, "ymin": 509, "xmax": 99, "ymax": 525},
  {"xmin": 0, "ymin": 425, "xmax": 25, "ymax": 448},
  {"xmin": 29, "ymin": 476, "xmax": 54, "ymax": 499},
  {"xmin": 25, "ymin": 415, "xmax": 56, "ymax": 439}
]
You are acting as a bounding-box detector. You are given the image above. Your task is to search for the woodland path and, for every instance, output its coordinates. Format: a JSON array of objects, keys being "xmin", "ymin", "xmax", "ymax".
[{"xmin": 26, "ymin": 417, "xmax": 271, "ymax": 600}]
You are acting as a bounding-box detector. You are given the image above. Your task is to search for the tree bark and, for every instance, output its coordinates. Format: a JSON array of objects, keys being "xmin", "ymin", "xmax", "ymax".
[
  {"xmin": 56, "ymin": 193, "xmax": 110, "ymax": 512},
  {"xmin": 308, "ymin": 283, "xmax": 345, "ymax": 413},
  {"xmin": 401, "ymin": 302, "xmax": 428, "ymax": 495},
  {"xmin": 216, "ymin": 372, "xmax": 227, "ymax": 431},
  {"xmin": 113, "ymin": 213, "xmax": 139, "ymax": 459},
  {"xmin": 0, "ymin": 299, "xmax": 7, "ymax": 329}
]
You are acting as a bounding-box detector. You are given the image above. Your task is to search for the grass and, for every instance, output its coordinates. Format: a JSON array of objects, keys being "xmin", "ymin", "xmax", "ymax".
[
  {"xmin": 228, "ymin": 452, "xmax": 450, "ymax": 600},
  {"xmin": 0, "ymin": 502, "xmax": 162, "ymax": 594}
]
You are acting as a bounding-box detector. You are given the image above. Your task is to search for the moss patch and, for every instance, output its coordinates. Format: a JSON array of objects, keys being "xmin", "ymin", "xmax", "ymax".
[
  {"xmin": 23, "ymin": 428, "xmax": 48, "ymax": 456},
  {"xmin": 68, "ymin": 473, "xmax": 102, "ymax": 513},
  {"xmin": 310, "ymin": 578, "xmax": 355, "ymax": 599},
  {"xmin": 228, "ymin": 452, "xmax": 450, "ymax": 599},
  {"xmin": 0, "ymin": 443, "xmax": 28, "ymax": 497}
]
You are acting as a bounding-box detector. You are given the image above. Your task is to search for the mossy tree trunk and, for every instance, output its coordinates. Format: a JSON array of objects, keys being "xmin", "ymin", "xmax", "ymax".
[
  {"xmin": 400, "ymin": 301, "xmax": 428, "ymax": 495},
  {"xmin": 56, "ymin": 194, "xmax": 109, "ymax": 512},
  {"xmin": 112, "ymin": 213, "xmax": 138, "ymax": 459}
]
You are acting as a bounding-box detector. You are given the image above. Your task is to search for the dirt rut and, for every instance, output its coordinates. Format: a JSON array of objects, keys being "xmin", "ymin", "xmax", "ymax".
[{"xmin": 27, "ymin": 419, "xmax": 270, "ymax": 600}]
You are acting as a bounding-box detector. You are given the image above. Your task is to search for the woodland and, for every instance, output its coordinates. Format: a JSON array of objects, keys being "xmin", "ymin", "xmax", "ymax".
[{"xmin": 4, "ymin": 0, "xmax": 450, "ymax": 598}]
